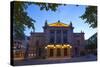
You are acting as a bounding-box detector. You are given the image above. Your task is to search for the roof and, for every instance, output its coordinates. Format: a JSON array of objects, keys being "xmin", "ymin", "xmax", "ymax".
[{"xmin": 48, "ymin": 21, "xmax": 69, "ymax": 27}]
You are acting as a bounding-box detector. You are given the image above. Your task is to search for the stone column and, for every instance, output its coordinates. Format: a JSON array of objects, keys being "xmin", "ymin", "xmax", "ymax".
[
  {"xmin": 67, "ymin": 47, "xmax": 71, "ymax": 58},
  {"xmin": 54, "ymin": 47, "xmax": 56, "ymax": 58},
  {"xmin": 61, "ymin": 48, "xmax": 64, "ymax": 57}
]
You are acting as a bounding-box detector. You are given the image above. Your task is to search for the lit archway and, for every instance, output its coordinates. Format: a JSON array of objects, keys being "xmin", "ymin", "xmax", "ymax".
[{"xmin": 45, "ymin": 44, "xmax": 72, "ymax": 58}]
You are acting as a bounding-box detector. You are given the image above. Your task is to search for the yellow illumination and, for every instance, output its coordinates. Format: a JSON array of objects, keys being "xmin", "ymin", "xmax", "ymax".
[
  {"xmin": 47, "ymin": 45, "xmax": 54, "ymax": 47},
  {"xmin": 48, "ymin": 22, "xmax": 69, "ymax": 27},
  {"xmin": 64, "ymin": 45, "xmax": 67, "ymax": 47},
  {"xmin": 67, "ymin": 44, "xmax": 70, "ymax": 47},
  {"xmin": 62, "ymin": 46, "xmax": 64, "ymax": 48},
  {"xmin": 45, "ymin": 44, "xmax": 72, "ymax": 49},
  {"xmin": 54, "ymin": 47, "xmax": 56, "ymax": 48},
  {"xmin": 56, "ymin": 45, "xmax": 60, "ymax": 46},
  {"xmin": 45, "ymin": 47, "xmax": 47, "ymax": 49},
  {"xmin": 56, "ymin": 45, "xmax": 62, "ymax": 47},
  {"xmin": 70, "ymin": 46, "xmax": 72, "ymax": 48}
]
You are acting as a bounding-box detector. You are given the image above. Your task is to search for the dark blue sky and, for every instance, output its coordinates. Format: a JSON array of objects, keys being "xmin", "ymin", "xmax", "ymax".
[{"xmin": 24, "ymin": 4, "xmax": 97, "ymax": 40}]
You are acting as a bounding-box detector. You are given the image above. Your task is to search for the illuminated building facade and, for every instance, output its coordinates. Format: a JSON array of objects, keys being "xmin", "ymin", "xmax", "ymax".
[
  {"xmin": 13, "ymin": 36, "xmax": 30, "ymax": 60},
  {"xmin": 13, "ymin": 40, "xmax": 25, "ymax": 60},
  {"xmin": 28, "ymin": 20, "xmax": 85, "ymax": 59}
]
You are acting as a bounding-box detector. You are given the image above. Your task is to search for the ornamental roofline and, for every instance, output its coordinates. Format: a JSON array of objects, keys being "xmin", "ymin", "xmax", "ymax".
[{"xmin": 48, "ymin": 20, "xmax": 69, "ymax": 27}]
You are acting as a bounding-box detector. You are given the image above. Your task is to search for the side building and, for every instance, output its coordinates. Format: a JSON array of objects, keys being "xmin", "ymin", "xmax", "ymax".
[{"xmin": 13, "ymin": 36, "xmax": 30, "ymax": 60}]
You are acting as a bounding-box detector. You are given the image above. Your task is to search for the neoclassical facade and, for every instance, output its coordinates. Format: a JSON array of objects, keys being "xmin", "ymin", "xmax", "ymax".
[{"xmin": 28, "ymin": 21, "xmax": 85, "ymax": 59}]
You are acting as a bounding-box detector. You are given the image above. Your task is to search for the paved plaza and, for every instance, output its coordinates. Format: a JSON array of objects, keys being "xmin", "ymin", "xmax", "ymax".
[{"xmin": 13, "ymin": 55, "xmax": 97, "ymax": 66}]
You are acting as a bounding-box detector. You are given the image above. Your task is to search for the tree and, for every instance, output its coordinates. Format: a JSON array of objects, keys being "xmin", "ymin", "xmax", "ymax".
[
  {"xmin": 12, "ymin": 1, "xmax": 61, "ymax": 39},
  {"xmin": 80, "ymin": 6, "xmax": 97, "ymax": 28},
  {"xmin": 12, "ymin": 1, "xmax": 35, "ymax": 40}
]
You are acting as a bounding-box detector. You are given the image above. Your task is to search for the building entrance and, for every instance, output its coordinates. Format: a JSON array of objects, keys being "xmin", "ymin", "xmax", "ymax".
[{"xmin": 45, "ymin": 44, "xmax": 72, "ymax": 58}]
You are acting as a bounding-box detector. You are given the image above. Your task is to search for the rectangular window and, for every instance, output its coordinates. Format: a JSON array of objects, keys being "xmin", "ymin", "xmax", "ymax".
[
  {"xmin": 56, "ymin": 36, "xmax": 61, "ymax": 43},
  {"xmin": 49, "ymin": 30, "xmax": 55, "ymax": 44},
  {"xmin": 63, "ymin": 37, "xmax": 67, "ymax": 43},
  {"xmin": 63, "ymin": 30, "xmax": 67, "ymax": 43},
  {"xmin": 49, "ymin": 35, "xmax": 55, "ymax": 44},
  {"xmin": 56, "ymin": 30, "xmax": 61, "ymax": 43}
]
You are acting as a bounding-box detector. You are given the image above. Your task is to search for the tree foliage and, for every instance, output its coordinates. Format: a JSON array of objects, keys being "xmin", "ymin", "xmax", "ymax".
[
  {"xmin": 33, "ymin": 2, "xmax": 61, "ymax": 11},
  {"xmin": 13, "ymin": 1, "xmax": 97, "ymax": 40},
  {"xmin": 12, "ymin": 1, "xmax": 35, "ymax": 39},
  {"xmin": 80, "ymin": 6, "xmax": 97, "ymax": 28},
  {"xmin": 12, "ymin": 1, "xmax": 61, "ymax": 39}
]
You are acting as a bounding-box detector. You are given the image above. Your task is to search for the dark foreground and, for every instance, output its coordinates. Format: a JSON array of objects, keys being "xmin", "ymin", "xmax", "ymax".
[{"xmin": 13, "ymin": 55, "xmax": 97, "ymax": 66}]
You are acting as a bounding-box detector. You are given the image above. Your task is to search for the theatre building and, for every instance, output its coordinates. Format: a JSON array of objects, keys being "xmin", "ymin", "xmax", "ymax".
[{"xmin": 27, "ymin": 20, "xmax": 85, "ymax": 59}]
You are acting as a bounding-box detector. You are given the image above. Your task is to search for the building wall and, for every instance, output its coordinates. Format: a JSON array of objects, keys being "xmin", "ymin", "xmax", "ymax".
[
  {"xmin": 28, "ymin": 23, "xmax": 85, "ymax": 58},
  {"xmin": 72, "ymin": 33, "xmax": 85, "ymax": 57},
  {"xmin": 43, "ymin": 27, "xmax": 74, "ymax": 44},
  {"xmin": 13, "ymin": 40, "xmax": 25, "ymax": 60},
  {"xmin": 28, "ymin": 33, "xmax": 46, "ymax": 59}
]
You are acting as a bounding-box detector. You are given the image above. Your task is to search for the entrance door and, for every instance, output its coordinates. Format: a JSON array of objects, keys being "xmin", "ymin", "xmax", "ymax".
[
  {"xmin": 56, "ymin": 48, "xmax": 61, "ymax": 57},
  {"xmin": 49, "ymin": 48, "xmax": 54, "ymax": 57},
  {"xmin": 64, "ymin": 48, "xmax": 68, "ymax": 56}
]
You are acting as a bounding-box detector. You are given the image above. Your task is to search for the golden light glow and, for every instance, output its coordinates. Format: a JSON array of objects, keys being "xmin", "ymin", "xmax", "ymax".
[
  {"xmin": 45, "ymin": 45, "xmax": 56, "ymax": 48},
  {"xmin": 45, "ymin": 47, "xmax": 47, "ymax": 49},
  {"xmin": 62, "ymin": 46, "xmax": 64, "ymax": 48},
  {"xmin": 67, "ymin": 44, "xmax": 70, "ymax": 47},
  {"xmin": 70, "ymin": 46, "xmax": 72, "ymax": 48},
  {"xmin": 56, "ymin": 45, "xmax": 62, "ymax": 47},
  {"xmin": 45, "ymin": 44, "xmax": 72, "ymax": 49},
  {"xmin": 64, "ymin": 45, "xmax": 67, "ymax": 47},
  {"xmin": 47, "ymin": 45, "xmax": 54, "ymax": 47},
  {"xmin": 48, "ymin": 22, "xmax": 69, "ymax": 27}
]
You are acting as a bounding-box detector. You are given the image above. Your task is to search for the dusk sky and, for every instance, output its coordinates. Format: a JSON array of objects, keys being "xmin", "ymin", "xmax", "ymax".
[{"xmin": 24, "ymin": 3, "xmax": 97, "ymax": 40}]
